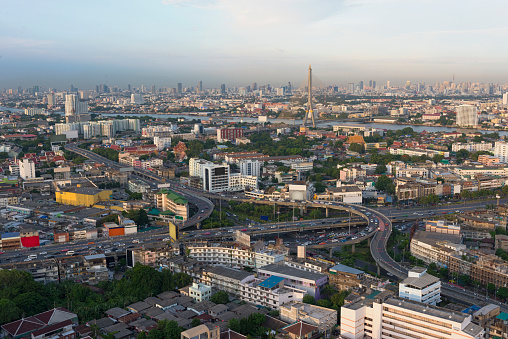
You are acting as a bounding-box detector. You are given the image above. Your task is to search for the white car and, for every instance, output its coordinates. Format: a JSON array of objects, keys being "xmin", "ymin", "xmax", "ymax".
[{"xmin": 39, "ymin": 251, "xmax": 47, "ymax": 255}]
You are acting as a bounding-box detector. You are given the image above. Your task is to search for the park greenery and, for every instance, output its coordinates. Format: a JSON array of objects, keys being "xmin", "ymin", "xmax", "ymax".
[
  {"xmin": 210, "ymin": 291, "xmax": 229, "ymax": 304},
  {"xmin": 228, "ymin": 313, "xmax": 268, "ymax": 338},
  {"xmin": 0, "ymin": 264, "xmax": 192, "ymax": 325},
  {"xmin": 303, "ymin": 285, "xmax": 349, "ymax": 320}
]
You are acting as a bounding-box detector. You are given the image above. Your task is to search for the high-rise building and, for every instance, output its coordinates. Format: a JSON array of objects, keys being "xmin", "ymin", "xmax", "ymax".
[
  {"xmin": 127, "ymin": 84, "xmax": 132, "ymax": 92},
  {"xmin": 220, "ymin": 84, "xmax": 226, "ymax": 95},
  {"xmin": 19, "ymin": 158, "xmax": 36, "ymax": 180},
  {"xmin": 131, "ymin": 94, "xmax": 144, "ymax": 105},
  {"xmin": 239, "ymin": 160, "xmax": 260, "ymax": 177},
  {"xmin": 203, "ymin": 163, "xmax": 230, "ymax": 193},
  {"xmin": 359, "ymin": 81, "xmax": 364, "ymax": 90},
  {"xmin": 151, "ymin": 84, "xmax": 156, "ymax": 93},
  {"xmin": 503, "ymin": 92, "xmax": 508, "ymax": 105},
  {"xmin": 47, "ymin": 93, "xmax": 55, "ymax": 108},
  {"xmin": 64, "ymin": 94, "xmax": 89, "ymax": 123},
  {"xmin": 494, "ymin": 141, "xmax": 508, "ymax": 163},
  {"xmin": 348, "ymin": 83, "xmax": 354, "ymax": 94},
  {"xmin": 386, "ymin": 81, "xmax": 390, "ymax": 88},
  {"xmin": 456, "ymin": 105, "xmax": 478, "ymax": 127},
  {"xmin": 198, "ymin": 81, "xmax": 203, "ymax": 93},
  {"xmin": 177, "ymin": 83, "xmax": 183, "ymax": 94},
  {"xmin": 154, "ymin": 136, "xmax": 172, "ymax": 150}
]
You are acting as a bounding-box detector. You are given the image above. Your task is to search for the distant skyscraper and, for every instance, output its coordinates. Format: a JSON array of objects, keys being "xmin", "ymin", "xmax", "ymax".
[
  {"xmin": 372, "ymin": 81, "xmax": 376, "ymax": 89},
  {"xmin": 369, "ymin": 80, "xmax": 373, "ymax": 88},
  {"xmin": 220, "ymin": 84, "xmax": 226, "ymax": 95},
  {"xmin": 405, "ymin": 81, "xmax": 411, "ymax": 89},
  {"xmin": 456, "ymin": 105, "xmax": 478, "ymax": 127},
  {"xmin": 348, "ymin": 83, "xmax": 354, "ymax": 94},
  {"xmin": 177, "ymin": 83, "xmax": 183, "ymax": 94},
  {"xmin": 198, "ymin": 81, "xmax": 203, "ymax": 93},
  {"xmin": 387, "ymin": 81, "xmax": 390, "ymax": 88},
  {"xmin": 128, "ymin": 84, "xmax": 132, "ymax": 92},
  {"xmin": 65, "ymin": 94, "xmax": 89, "ymax": 123},
  {"xmin": 47, "ymin": 93, "xmax": 55, "ymax": 108},
  {"xmin": 503, "ymin": 92, "xmax": 508, "ymax": 105},
  {"xmin": 252, "ymin": 82, "xmax": 257, "ymax": 91},
  {"xmin": 359, "ymin": 81, "xmax": 364, "ymax": 90},
  {"xmin": 151, "ymin": 84, "xmax": 156, "ymax": 93}
]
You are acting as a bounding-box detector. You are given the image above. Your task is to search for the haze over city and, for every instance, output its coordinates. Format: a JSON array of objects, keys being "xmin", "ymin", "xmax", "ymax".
[{"xmin": 3, "ymin": 0, "xmax": 508, "ymax": 89}]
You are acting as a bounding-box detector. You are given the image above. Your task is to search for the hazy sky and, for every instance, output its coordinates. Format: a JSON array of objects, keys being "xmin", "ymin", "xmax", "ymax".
[{"xmin": 2, "ymin": 0, "xmax": 508, "ymax": 90}]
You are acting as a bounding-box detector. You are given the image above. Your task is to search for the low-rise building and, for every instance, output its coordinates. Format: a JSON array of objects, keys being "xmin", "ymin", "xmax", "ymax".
[
  {"xmin": 398, "ymin": 267, "xmax": 441, "ymax": 305},
  {"xmin": 155, "ymin": 188, "xmax": 189, "ymax": 221},
  {"xmin": 340, "ymin": 297, "xmax": 484, "ymax": 339},
  {"xmin": 280, "ymin": 302, "xmax": 337, "ymax": 338},
  {"xmin": 181, "ymin": 324, "xmax": 220, "ymax": 339}
]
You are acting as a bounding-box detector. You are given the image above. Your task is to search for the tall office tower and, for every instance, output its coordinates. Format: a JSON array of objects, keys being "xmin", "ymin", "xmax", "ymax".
[
  {"xmin": 287, "ymin": 82, "xmax": 292, "ymax": 94},
  {"xmin": 503, "ymin": 92, "xmax": 508, "ymax": 105},
  {"xmin": 96, "ymin": 85, "xmax": 100, "ymax": 93},
  {"xmin": 33, "ymin": 85, "xmax": 40, "ymax": 93},
  {"xmin": 65, "ymin": 94, "xmax": 89, "ymax": 123},
  {"xmin": 369, "ymin": 80, "xmax": 373, "ymax": 88},
  {"xmin": 303, "ymin": 65, "xmax": 316, "ymax": 128},
  {"xmin": 202, "ymin": 162, "xmax": 230, "ymax": 193},
  {"xmin": 405, "ymin": 80, "xmax": 411, "ymax": 89},
  {"xmin": 371, "ymin": 81, "xmax": 376, "ymax": 89},
  {"xmin": 177, "ymin": 83, "xmax": 183, "ymax": 94},
  {"xmin": 386, "ymin": 81, "xmax": 390, "ymax": 88},
  {"xmin": 359, "ymin": 81, "xmax": 364, "ymax": 90},
  {"xmin": 47, "ymin": 93, "xmax": 55, "ymax": 108},
  {"xmin": 220, "ymin": 84, "xmax": 226, "ymax": 95},
  {"xmin": 198, "ymin": 81, "xmax": 203, "ymax": 93},
  {"xmin": 456, "ymin": 105, "xmax": 478, "ymax": 127},
  {"xmin": 494, "ymin": 141, "xmax": 508, "ymax": 163},
  {"xmin": 348, "ymin": 83, "xmax": 354, "ymax": 94},
  {"xmin": 252, "ymin": 82, "xmax": 257, "ymax": 91},
  {"xmin": 141, "ymin": 85, "xmax": 146, "ymax": 93},
  {"xmin": 151, "ymin": 84, "xmax": 156, "ymax": 94},
  {"xmin": 128, "ymin": 84, "xmax": 132, "ymax": 92}
]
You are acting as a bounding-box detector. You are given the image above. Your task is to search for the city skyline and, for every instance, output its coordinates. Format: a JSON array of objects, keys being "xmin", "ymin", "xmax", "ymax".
[{"xmin": 2, "ymin": 0, "xmax": 508, "ymax": 88}]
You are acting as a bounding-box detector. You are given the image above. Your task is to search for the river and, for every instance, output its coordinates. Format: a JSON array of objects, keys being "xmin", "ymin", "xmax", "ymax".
[{"xmin": 2, "ymin": 106, "xmax": 507, "ymax": 136}]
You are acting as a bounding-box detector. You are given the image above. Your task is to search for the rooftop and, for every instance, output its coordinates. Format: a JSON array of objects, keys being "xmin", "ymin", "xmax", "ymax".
[
  {"xmin": 259, "ymin": 263, "xmax": 326, "ymax": 282},
  {"xmin": 258, "ymin": 276, "xmax": 284, "ymax": 289},
  {"xmin": 207, "ymin": 266, "xmax": 254, "ymax": 282},
  {"xmin": 385, "ymin": 297, "xmax": 467, "ymax": 323},
  {"xmin": 329, "ymin": 263, "xmax": 364, "ymax": 275},
  {"xmin": 401, "ymin": 273, "xmax": 440, "ymax": 289}
]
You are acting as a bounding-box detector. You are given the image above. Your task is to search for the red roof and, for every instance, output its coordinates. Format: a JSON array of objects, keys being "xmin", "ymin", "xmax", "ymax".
[
  {"xmin": 1, "ymin": 307, "xmax": 74, "ymax": 337},
  {"xmin": 283, "ymin": 321, "xmax": 318, "ymax": 337},
  {"xmin": 31, "ymin": 319, "xmax": 73, "ymax": 337}
]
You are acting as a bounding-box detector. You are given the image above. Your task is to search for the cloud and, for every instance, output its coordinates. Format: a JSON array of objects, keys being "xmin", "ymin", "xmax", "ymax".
[{"xmin": 0, "ymin": 37, "xmax": 56, "ymax": 49}]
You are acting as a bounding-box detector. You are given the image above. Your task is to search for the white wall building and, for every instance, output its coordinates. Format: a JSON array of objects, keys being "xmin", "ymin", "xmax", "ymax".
[
  {"xmin": 399, "ymin": 267, "xmax": 441, "ymax": 305},
  {"xmin": 456, "ymin": 105, "xmax": 478, "ymax": 127},
  {"xmin": 154, "ymin": 136, "xmax": 172, "ymax": 150},
  {"xmin": 229, "ymin": 173, "xmax": 258, "ymax": 191},
  {"xmin": 19, "ymin": 158, "xmax": 35, "ymax": 180},
  {"xmin": 494, "ymin": 141, "xmax": 508, "ymax": 163},
  {"xmin": 202, "ymin": 162, "xmax": 230, "ymax": 193},
  {"xmin": 452, "ymin": 142, "xmax": 493, "ymax": 153},
  {"xmin": 188, "ymin": 282, "xmax": 212, "ymax": 302},
  {"xmin": 340, "ymin": 297, "xmax": 484, "ymax": 339},
  {"xmin": 239, "ymin": 160, "xmax": 260, "ymax": 177}
]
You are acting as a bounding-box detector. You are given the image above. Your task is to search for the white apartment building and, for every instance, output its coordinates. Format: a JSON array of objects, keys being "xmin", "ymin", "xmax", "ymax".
[
  {"xmin": 141, "ymin": 158, "xmax": 163, "ymax": 169},
  {"xmin": 389, "ymin": 148, "xmax": 449, "ymax": 158},
  {"xmin": 154, "ymin": 136, "xmax": 172, "ymax": 150},
  {"xmin": 456, "ymin": 105, "xmax": 479, "ymax": 127},
  {"xmin": 131, "ymin": 93, "xmax": 144, "ymax": 104},
  {"xmin": 187, "ymin": 243, "xmax": 287, "ymax": 269},
  {"xmin": 239, "ymin": 160, "xmax": 260, "ymax": 177},
  {"xmin": 19, "ymin": 158, "xmax": 35, "ymax": 180},
  {"xmin": 127, "ymin": 179, "xmax": 150, "ymax": 194},
  {"xmin": 8, "ymin": 164, "xmax": 19, "ymax": 177},
  {"xmin": 188, "ymin": 282, "xmax": 212, "ymax": 302},
  {"xmin": 341, "ymin": 297, "xmax": 484, "ymax": 339},
  {"xmin": 396, "ymin": 167, "xmax": 430, "ymax": 178},
  {"xmin": 229, "ymin": 173, "xmax": 258, "ymax": 192},
  {"xmin": 399, "ymin": 267, "xmax": 441, "ymax": 305},
  {"xmin": 452, "ymin": 142, "xmax": 493, "ymax": 153},
  {"xmin": 24, "ymin": 108, "xmax": 46, "ymax": 116},
  {"xmin": 65, "ymin": 94, "xmax": 89, "ymax": 122},
  {"xmin": 141, "ymin": 125, "xmax": 176, "ymax": 137},
  {"xmin": 494, "ymin": 141, "xmax": 508, "ymax": 163},
  {"xmin": 203, "ymin": 266, "xmax": 305, "ymax": 310}
]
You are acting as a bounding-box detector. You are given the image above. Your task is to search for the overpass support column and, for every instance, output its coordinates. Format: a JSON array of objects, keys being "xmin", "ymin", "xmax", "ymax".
[
  {"xmin": 377, "ymin": 263, "xmax": 381, "ymax": 276},
  {"xmin": 300, "ymin": 206, "xmax": 304, "ymax": 215},
  {"xmin": 325, "ymin": 207, "xmax": 329, "ymax": 218},
  {"xmin": 367, "ymin": 238, "xmax": 371, "ymax": 246},
  {"xmin": 351, "ymin": 243, "xmax": 355, "ymax": 254},
  {"xmin": 329, "ymin": 248, "xmax": 333, "ymax": 257}
]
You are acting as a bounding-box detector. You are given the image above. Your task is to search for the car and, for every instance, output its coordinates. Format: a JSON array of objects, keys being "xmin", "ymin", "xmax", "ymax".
[
  {"xmin": 163, "ymin": 238, "xmax": 170, "ymax": 241},
  {"xmin": 203, "ymin": 232, "xmax": 211, "ymax": 235},
  {"xmin": 241, "ymin": 229, "xmax": 248, "ymax": 231},
  {"xmin": 39, "ymin": 251, "xmax": 47, "ymax": 255}
]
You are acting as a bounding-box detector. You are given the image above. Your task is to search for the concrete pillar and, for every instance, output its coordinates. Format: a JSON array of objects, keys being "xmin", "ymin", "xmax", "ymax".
[
  {"xmin": 351, "ymin": 243, "xmax": 355, "ymax": 254},
  {"xmin": 300, "ymin": 206, "xmax": 304, "ymax": 215},
  {"xmin": 377, "ymin": 263, "xmax": 381, "ymax": 276},
  {"xmin": 329, "ymin": 248, "xmax": 333, "ymax": 257},
  {"xmin": 368, "ymin": 237, "xmax": 371, "ymax": 246},
  {"xmin": 325, "ymin": 207, "xmax": 329, "ymax": 218}
]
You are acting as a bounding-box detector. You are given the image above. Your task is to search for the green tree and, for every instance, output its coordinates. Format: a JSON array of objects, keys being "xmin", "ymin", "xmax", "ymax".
[
  {"xmin": 191, "ymin": 318, "xmax": 201, "ymax": 327},
  {"xmin": 349, "ymin": 143, "xmax": 364, "ymax": 154},
  {"xmin": 303, "ymin": 295, "xmax": 316, "ymax": 305},
  {"xmin": 0, "ymin": 299, "xmax": 21, "ymax": 323},
  {"xmin": 375, "ymin": 175, "xmax": 393, "ymax": 192},
  {"xmin": 497, "ymin": 287, "xmax": 508, "ymax": 301},
  {"xmin": 211, "ymin": 291, "xmax": 229, "ymax": 304},
  {"xmin": 374, "ymin": 164, "xmax": 387, "ymax": 174}
]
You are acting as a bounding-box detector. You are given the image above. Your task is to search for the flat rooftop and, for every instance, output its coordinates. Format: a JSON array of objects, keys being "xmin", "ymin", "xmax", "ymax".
[
  {"xmin": 259, "ymin": 263, "xmax": 326, "ymax": 282},
  {"xmin": 384, "ymin": 297, "xmax": 467, "ymax": 323}
]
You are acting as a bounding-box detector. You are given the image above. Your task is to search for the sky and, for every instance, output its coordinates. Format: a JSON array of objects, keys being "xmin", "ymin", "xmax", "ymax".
[{"xmin": 2, "ymin": 0, "xmax": 508, "ymax": 90}]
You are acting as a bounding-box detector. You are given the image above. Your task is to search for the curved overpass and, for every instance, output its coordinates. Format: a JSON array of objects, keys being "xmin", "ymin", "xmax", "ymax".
[{"xmin": 64, "ymin": 142, "xmax": 214, "ymax": 228}]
